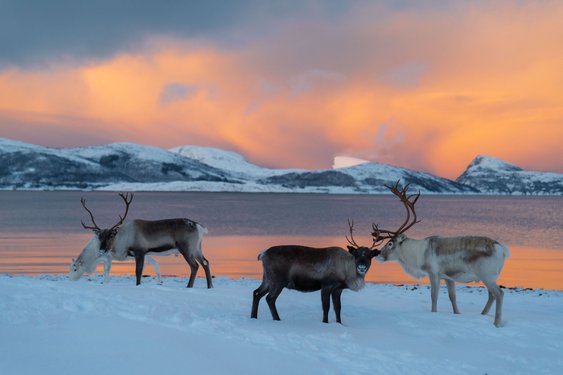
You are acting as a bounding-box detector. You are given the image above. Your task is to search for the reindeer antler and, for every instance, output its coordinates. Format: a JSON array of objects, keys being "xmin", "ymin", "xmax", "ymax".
[
  {"xmin": 80, "ymin": 197, "xmax": 101, "ymax": 231},
  {"xmin": 371, "ymin": 180, "xmax": 421, "ymax": 241},
  {"xmin": 109, "ymin": 192, "xmax": 134, "ymax": 231},
  {"xmin": 80, "ymin": 193, "xmax": 134, "ymax": 232},
  {"xmin": 371, "ymin": 223, "xmax": 394, "ymax": 245},
  {"xmin": 347, "ymin": 219, "xmax": 380, "ymax": 250},
  {"xmin": 346, "ymin": 219, "xmax": 360, "ymax": 248}
]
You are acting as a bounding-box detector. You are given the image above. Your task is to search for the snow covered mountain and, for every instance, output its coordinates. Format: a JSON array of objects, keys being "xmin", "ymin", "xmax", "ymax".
[
  {"xmin": 259, "ymin": 162, "xmax": 474, "ymax": 193},
  {"xmin": 457, "ymin": 155, "xmax": 563, "ymax": 195},
  {"xmin": 0, "ymin": 138, "xmax": 561, "ymax": 194},
  {"xmin": 169, "ymin": 145, "xmax": 472, "ymax": 194},
  {"xmin": 0, "ymin": 138, "xmax": 238, "ymax": 189},
  {"xmin": 170, "ymin": 145, "xmax": 302, "ymax": 179}
]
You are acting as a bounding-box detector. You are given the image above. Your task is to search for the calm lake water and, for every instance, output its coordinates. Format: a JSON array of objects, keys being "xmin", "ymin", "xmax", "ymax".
[{"xmin": 0, "ymin": 191, "xmax": 562, "ymax": 289}]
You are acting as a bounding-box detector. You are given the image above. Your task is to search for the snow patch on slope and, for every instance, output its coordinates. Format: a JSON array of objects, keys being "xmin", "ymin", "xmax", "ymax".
[
  {"xmin": 333, "ymin": 156, "xmax": 370, "ymax": 169},
  {"xmin": 170, "ymin": 145, "xmax": 303, "ymax": 178}
]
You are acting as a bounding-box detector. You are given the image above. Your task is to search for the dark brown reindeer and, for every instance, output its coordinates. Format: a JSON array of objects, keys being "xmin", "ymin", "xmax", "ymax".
[
  {"xmin": 373, "ymin": 181, "xmax": 510, "ymax": 327},
  {"xmin": 251, "ymin": 221, "xmax": 380, "ymax": 324},
  {"xmin": 71, "ymin": 193, "xmax": 213, "ymax": 287}
]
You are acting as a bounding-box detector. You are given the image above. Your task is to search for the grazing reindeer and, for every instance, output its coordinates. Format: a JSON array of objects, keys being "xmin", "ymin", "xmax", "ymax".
[
  {"xmin": 72, "ymin": 193, "xmax": 213, "ymax": 288},
  {"xmin": 374, "ymin": 181, "xmax": 510, "ymax": 327},
  {"xmin": 251, "ymin": 221, "xmax": 380, "ymax": 323},
  {"xmin": 69, "ymin": 235, "xmax": 166, "ymax": 284}
]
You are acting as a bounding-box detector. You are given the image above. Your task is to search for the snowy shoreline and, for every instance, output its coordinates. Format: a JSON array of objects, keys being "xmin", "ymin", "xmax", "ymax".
[
  {"xmin": 1, "ymin": 275, "xmax": 562, "ymax": 374},
  {"xmin": 1, "ymin": 185, "xmax": 561, "ymax": 196}
]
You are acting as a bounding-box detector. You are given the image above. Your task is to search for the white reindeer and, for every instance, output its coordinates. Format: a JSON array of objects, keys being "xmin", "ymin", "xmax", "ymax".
[
  {"xmin": 69, "ymin": 235, "xmax": 167, "ymax": 284},
  {"xmin": 374, "ymin": 182, "xmax": 510, "ymax": 327},
  {"xmin": 70, "ymin": 193, "xmax": 212, "ymax": 287}
]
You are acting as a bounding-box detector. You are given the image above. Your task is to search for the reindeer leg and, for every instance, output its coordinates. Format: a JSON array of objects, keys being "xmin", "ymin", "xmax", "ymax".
[
  {"xmin": 134, "ymin": 251, "xmax": 145, "ymax": 286},
  {"xmin": 197, "ymin": 255, "xmax": 213, "ymax": 288},
  {"xmin": 445, "ymin": 279, "xmax": 460, "ymax": 314},
  {"xmin": 184, "ymin": 256, "xmax": 199, "ymax": 288},
  {"xmin": 321, "ymin": 286, "xmax": 332, "ymax": 323},
  {"xmin": 187, "ymin": 257, "xmax": 199, "ymax": 288},
  {"xmin": 251, "ymin": 275, "xmax": 269, "ymax": 319},
  {"xmin": 483, "ymin": 280, "xmax": 504, "ymax": 327},
  {"xmin": 494, "ymin": 287, "xmax": 504, "ymax": 328},
  {"xmin": 331, "ymin": 287, "xmax": 344, "ymax": 324},
  {"xmin": 429, "ymin": 273, "xmax": 440, "ymax": 313},
  {"xmin": 481, "ymin": 290, "xmax": 495, "ymax": 315},
  {"xmin": 177, "ymin": 242, "xmax": 200, "ymax": 288},
  {"xmin": 102, "ymin": 255, "xmax": 112, "ymax": 284},
  {"xmin": 265, "ymin": 284, "xmax": 285, "ymax": 321},
  {"xmin": 145, "ymin": 256, "xmax": 162, "ymax": 284}
]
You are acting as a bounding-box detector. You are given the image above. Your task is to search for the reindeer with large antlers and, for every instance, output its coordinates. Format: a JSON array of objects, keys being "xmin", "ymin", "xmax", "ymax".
[
  {"xmin": 374, "ymin": 181, "xmax": 510, "ymax": 327},
  {"xmin": 251, "ymin": 221, "xmax": 380, "ymax": 323},
  {"xmin": 70, "ymin": 193, "xmax": 213, "ymax": 288},
  {"xmin": 70, "ymin": 193, "xmax": 139, "ymax": 283}
]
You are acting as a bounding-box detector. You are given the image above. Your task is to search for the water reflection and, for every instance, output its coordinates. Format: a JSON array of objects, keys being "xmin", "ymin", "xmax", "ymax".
[{"xmin": 1, "ymin": 233, "xmax": 562, "ymax": 290}]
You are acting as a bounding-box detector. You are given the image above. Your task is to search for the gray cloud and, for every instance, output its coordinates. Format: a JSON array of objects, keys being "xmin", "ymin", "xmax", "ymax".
[
  {"xmin": 160, "ymin": 83, "xmax": 198, "ymax": 104},
  {"xmin": 0, "ymin": 1, "xmax": 357, "ymax": 68},
  {"xmin": 0, "ymin": 0, "xmax": 437, "ymax": 69},
  {"xmin": 0, "ymin": 0, "xmax": 256, "ymax": 67}
]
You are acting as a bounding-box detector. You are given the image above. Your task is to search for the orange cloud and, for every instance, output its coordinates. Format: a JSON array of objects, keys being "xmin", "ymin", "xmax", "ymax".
[{"xmin": 0, "ymin": 2, "xmax": 562, "ymax": 178}]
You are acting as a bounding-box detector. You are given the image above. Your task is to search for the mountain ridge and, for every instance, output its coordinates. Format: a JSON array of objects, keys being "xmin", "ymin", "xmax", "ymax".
[
  {"xmin": 0, "ymin": 138, "xmax": 561, "ymax": 195},
  {"xmin": 457, "ymin": 154, "xmax": 562, "ymax": 195}
]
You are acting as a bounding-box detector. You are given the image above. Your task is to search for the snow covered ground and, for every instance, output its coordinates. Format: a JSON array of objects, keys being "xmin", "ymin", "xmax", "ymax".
[{"xmin": 1, "ymin": 275, "xmax": 562, "ymax": 375}]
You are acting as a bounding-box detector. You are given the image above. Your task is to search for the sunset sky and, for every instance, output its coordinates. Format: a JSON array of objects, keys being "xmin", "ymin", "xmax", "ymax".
[{"xmin": 0, "ymin": 0, "xmax": 562, "ymax": 179}]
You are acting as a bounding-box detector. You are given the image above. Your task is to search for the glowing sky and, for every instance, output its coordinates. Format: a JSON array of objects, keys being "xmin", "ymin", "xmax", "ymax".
[{"xmin": 1, "ymin": 1, "xmax": 562, "ymax": 178}]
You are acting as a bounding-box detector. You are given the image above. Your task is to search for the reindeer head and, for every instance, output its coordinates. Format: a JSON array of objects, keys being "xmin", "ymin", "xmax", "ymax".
[
  {"xmin": 372, "ymin": 181, "xmax": 421, "ymax": 262},
  {"xmin": 378, "ymin": 234, "xmax": 408, "ymax": 261},
  {"xmin": 79, "ymin": 193, "xmax": 134, "ymax": 251},
  {"xmin": 69, "ymin": 235, "xmax": 104, "ymax": 280},
  {"xmin": 69, "ymin": 257, "xmax": 82, "ymax": 280},
  {"xmin": 345, "ymin": 220, "xmax": 380, "ymax": 275}
]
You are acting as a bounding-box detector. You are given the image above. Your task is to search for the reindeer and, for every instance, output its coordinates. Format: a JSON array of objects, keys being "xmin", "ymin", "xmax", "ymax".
[
  {"xmin": 71, "ymin": 193, "xmax": 213, "ymax": 288},
  {"xmin": 373, "ymin": 181, "xmax": 510, "ymax": 327},
  {"xmin": 251, "ymin": 221, "xmax": 380, "ymax": 324}
]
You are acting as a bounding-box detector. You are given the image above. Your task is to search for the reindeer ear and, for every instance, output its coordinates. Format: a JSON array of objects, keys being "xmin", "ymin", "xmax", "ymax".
[
  {"xmin": 371, "ymin": 249, "xmax": 380, "ymax": 258},
  {"xmin": 347, "ymin": 246, "xmax": 356, "ymax": 254}
]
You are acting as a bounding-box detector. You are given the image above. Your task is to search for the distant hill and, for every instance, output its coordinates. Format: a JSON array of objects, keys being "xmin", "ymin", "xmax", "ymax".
[
  {"xmin": 0, "ymin": 139, "xmax": 236, "ymax": 190},
  {"xmin": 457, "ymin": 155, "xmax": 563, "ymax": 195},
  {"xmin": 0, "ymin": 138, "xmax": 561, "ymax": 195}
]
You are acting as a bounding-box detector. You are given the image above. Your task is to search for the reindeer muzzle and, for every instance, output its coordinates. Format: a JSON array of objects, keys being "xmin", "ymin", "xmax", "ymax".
[{"xmin": 357, "ymin": 264, "xmax": 368, "ymax": 275}]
